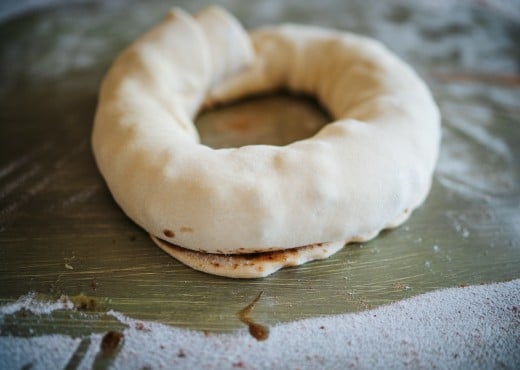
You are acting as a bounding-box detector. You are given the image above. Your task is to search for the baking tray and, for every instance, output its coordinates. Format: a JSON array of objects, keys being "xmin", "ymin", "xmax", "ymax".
[{"xmin": 0, "ymin": 0, "xmax": 519, "ymax": 333}]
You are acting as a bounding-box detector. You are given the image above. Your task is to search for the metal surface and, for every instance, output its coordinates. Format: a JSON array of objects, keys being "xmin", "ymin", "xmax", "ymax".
[{"xmin": 0, "ymin": 0, "xmax": 519, "ymax": 333}]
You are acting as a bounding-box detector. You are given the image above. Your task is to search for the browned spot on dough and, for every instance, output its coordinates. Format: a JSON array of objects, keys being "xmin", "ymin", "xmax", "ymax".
[
  {"xmin": 212, "ymin": 262, "xmax": 221, "ymax": 267},
  {"xmin": 163, "ymin": 229, "xmax": 175, "ymax": 238},
  {"xmin": 154, "ymin": 238, "xmax": 331, "ymax": 273},
  {"xmin": 180, "ymin": 226, "xmax": 193, "ymax": 232},
  {"xmin": 272, "ymin": 153, "xmax": 285, "ymax": 169}
]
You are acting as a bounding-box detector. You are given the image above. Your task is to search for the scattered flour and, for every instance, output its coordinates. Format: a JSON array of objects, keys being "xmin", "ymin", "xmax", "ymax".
[
  {"xmin": 0, "ymin": 292, "xmax": 73, "ymax": 320},
  {"xmin": 0, "ymin": 335, "xmax": 81, "ymax": 370},
  {"xmin": 0, "ymin": 280, "xmax": 519, "ymax": 369}
]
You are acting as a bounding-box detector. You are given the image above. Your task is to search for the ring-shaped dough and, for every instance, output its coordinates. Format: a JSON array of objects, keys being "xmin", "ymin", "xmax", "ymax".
[{"xmin": 92, "ymin": 7, "xmax": 440, "ymax": 265}]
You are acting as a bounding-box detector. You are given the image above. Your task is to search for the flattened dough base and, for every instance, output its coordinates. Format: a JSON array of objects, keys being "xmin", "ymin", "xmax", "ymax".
[
  {"xmin": 152, "ymin": 236, "xmax": 346, "ymax": 278},
  {"xmin": 92, "ymin": 6, "xmax": 440, "ymax": 277}
]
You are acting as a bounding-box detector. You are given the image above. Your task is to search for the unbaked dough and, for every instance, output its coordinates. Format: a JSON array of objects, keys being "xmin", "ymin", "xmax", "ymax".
[{"xmin": 92, "ymin": 6, "xmax": 440, "ymax": 278}]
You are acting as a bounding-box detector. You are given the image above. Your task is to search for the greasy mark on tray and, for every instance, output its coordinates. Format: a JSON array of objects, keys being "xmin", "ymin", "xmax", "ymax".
[
  {"xmin": 180, "ymin": 226, "xmax": 193, "ymax": 232},
  {"xmin": 100, "ymin": 331, "xmax": 124, "ymax": 357},
  {"xmin": 163, "ymin": 229, "xmax": 175, "ymax": 238},
  {"xmin": 237, "ymin": 291, "xmax": 269, "ymax": 341}
]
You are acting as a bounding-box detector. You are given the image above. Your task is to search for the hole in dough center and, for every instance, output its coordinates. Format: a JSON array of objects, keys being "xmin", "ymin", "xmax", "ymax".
[{"xmin": 195, "ymin": 92, "xmax": 331, "ymax": 149}]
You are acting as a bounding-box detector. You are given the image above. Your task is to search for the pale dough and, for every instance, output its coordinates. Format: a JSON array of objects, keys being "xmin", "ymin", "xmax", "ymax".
[
  {"xmin": 92, "ymin": 6, "xmax": 440, "ymax": 277},
  {"xmin": 152, "ymin": 236, "xmax": 345, "ymax": 278}
]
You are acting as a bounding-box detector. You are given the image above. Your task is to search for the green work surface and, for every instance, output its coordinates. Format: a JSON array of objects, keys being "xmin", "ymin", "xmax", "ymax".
[{"xmin": 0, "ymin": 0, "xmax": 519, "ymax": 333}]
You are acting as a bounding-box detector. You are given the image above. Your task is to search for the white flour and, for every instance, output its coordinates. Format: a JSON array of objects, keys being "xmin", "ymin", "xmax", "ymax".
[{"xmin": 1, "ymin": 280, "xmax": 519, "ymax": 369}]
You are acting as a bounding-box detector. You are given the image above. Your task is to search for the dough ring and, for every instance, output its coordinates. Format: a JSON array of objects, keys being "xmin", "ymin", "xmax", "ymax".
[{"xmin": 92, "ymin": 6, "xmax": 440, "ymax": 278}]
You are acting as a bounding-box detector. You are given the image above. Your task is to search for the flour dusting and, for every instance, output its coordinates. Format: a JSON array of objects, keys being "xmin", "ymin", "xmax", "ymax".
[{"xmin": 1, "ymin": 280, "xmax": 519, "ymax": 369}]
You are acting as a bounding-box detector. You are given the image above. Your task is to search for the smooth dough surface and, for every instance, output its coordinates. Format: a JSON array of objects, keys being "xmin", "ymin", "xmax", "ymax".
[{"xmin": 92, "ymin": 6, "xmax": 440, "ymax": 276}]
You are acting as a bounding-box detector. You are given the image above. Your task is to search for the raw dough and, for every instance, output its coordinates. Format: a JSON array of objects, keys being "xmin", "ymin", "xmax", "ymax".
[{"xmin": 92, "ymin": 6, "xmax": 440, "ymax": 277}]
